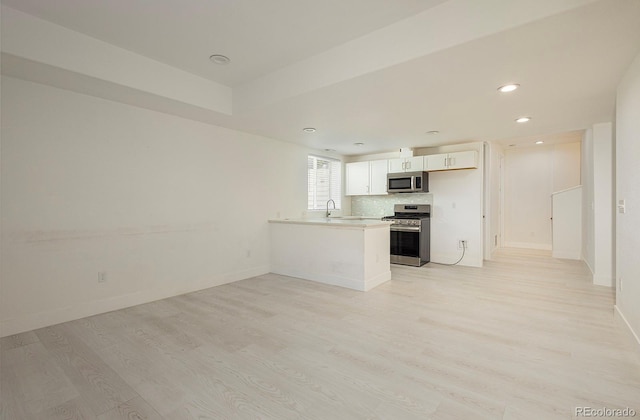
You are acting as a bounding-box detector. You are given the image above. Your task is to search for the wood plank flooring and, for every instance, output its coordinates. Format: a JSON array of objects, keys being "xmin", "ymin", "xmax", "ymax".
[{"xmin": 2, "ymin": 248, "xmax": 639, "ymax": 419}]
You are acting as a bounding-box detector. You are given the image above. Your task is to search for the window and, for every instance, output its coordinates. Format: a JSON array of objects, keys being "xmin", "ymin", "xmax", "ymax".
[{"xmin": 308, "ymin": 155, "xmax": 341, "ymax": 210}]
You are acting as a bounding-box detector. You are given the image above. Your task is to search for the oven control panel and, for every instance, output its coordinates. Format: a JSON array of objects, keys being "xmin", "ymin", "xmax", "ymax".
[
  {"xmin": 387, "ymin": 219, "xmax": 422, "ymax": 226},
  {"xmin": 390, "ymin": 219, "xmax": 422, "ymax": 227}
]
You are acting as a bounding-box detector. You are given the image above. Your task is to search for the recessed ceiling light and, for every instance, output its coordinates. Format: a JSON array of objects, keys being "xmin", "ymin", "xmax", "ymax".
[
  {"xmin": 535, "ymin": 140, "xmax": 544, "ymax": 145},
  {"xmin": 425, "ymin": 130, "xmax": 440, "ymax": 135},
  {"xmin": 302, "ymin": 127, "xmax": 316, "ymax": 133},
  {"xmin": 354, "ymin": 142, "xmax": 365, "ymax": 146},
  {"xmin": 498, "ymin": 84, "xmax": 520, "ymax": 93},
  {"xmin": 515, "ymin": 116, "xmax": 531, "ymax": 123},
  {"xmin": 209, "ymin": 54, "xmax": 230, "ymax": 65}
]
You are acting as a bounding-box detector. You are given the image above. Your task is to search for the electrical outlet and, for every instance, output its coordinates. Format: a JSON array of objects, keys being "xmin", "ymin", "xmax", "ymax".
[
  {"xmin": 458, "ymin": 240, "xmax": 467, "ymax": 249},
  {"xmin": 98, "ymin": 271, "xmax": 107, "ymax": 283}
]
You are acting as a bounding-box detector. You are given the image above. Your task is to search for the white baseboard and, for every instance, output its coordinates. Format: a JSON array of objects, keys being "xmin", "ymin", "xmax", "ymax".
[
  {"xmin": 581, "ymin": 257, "xmax": 613, "ymax": 287},
  {"xmin": 583, "ymin": 255, "xmax": 594, "ymax": 276},
  {"xmin": 593, "ymin": 275, "xmax": 614, "ymax": 287},
  {"xmin": 363, "ymin": 270, "xmax": 393, "ymax": 291},
  {"xmin": 551, "ymin": 250, "xmax": 582, "ymax": 260},
  {"xmin": 504, "ymin": 241, "xmax": 552, "ymax": 251},
  {"xmin": 0, "ymin": 265, "xmax": 269, "ymax": 338},
  {"xmin": 615, "ymin": 305, "xmax": 640, "ymax": 350}
]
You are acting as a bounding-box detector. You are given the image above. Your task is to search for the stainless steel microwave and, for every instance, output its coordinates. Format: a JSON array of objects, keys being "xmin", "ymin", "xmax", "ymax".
[{"xmin": 387, "ymin": 171, "xmax": 429, "ymax": 193}]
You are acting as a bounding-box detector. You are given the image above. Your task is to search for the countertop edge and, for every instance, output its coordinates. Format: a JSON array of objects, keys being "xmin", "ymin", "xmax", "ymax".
[{"xmin": 268, "ymin": 219, "xmax": 392, "ymax": 229}]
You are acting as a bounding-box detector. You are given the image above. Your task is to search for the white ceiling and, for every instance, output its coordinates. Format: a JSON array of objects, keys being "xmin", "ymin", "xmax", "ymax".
[
  {"xmin": 1, "ymin": 0, "xmax": 448, "ymax": 86},
  {"xmin": 2, "ymin": 0, "xmax": 640, "ymax": 155}
]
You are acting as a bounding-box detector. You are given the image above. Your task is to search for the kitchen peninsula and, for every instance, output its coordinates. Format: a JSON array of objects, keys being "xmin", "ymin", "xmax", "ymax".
[{"xmin": 269, "ymin": 218, "xmax": 392, "ymax": 291}]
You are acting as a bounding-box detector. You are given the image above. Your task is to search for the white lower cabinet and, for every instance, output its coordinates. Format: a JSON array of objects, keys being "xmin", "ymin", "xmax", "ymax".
[{"xmin": 346, "ymin": 160, "xmax": 389, "ymax": 196}]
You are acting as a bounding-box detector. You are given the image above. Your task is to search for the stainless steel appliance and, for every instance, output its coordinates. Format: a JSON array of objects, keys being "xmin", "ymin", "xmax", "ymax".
[
  {"xmin": 383, "ymin": 204, "xmax": 431, "ymax": 266},
  {"xmin": 387, "ymin": 171, "xmax": 429, "ymax": 193}
]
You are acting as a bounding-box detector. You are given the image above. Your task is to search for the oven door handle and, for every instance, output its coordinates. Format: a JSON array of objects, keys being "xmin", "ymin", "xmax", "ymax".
[{"xmin": 391, "ymin": 225, "xmax": 421, "ymax": 232}]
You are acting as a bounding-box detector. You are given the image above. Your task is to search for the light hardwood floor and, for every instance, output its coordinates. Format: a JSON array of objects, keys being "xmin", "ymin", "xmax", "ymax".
[{"xmin": 2, "ymin": 248, "xmax": 639, "ymax": 419}]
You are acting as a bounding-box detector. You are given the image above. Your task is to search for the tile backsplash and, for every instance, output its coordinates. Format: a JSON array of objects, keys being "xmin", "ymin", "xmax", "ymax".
[{"xmin": 351, "ymin": 193, "xmax": 433, "ymax": 217}]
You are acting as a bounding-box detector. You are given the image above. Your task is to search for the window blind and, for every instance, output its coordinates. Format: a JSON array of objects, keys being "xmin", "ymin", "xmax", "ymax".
[{"xmin": 307, "ymin": 155, "xmax": 341, "ymax": 210}]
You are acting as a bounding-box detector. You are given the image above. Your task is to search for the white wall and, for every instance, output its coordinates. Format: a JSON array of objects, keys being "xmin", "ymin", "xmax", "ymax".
[
  {"xmin": 0, "ymin": 76, "xmax": 331, "ymax": 336},
  {"xmin": 593, "ymin": 123, "xmax": 614, "ymax": 286},
  {"xmin": 485, "ymin": 142, "xmax": 504, "ymax": 258},
  {"xmin": 552, "ymin": 143, "xmax": 581, "ymax": 192},
  {"xmin": 581, "ymin": 123, "xmax": 614, "ymax": 286},
  {"xmin": 615, "ymin": 52, "xmax": 640, "ymax": 343},
  {"xmin": 581, "ymin": 129, "xmax": 595, "ymax": 272},
  {"xmin": 504, "ymin": 142, "xmax": 581, "ymax": 250}
]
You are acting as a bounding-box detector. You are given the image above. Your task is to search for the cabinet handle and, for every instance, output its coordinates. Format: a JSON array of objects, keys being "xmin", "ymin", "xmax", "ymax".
[
  {"xmin": 401, "ymin": 162, "xmax": 405, "ymax": 170},
  {"xmin": 444, "ymin": 157, "xmax": 447, "ymax": 167},
  {"xmin": 407, "ymin": 161, "xmax": 411, "ymax": 170}
]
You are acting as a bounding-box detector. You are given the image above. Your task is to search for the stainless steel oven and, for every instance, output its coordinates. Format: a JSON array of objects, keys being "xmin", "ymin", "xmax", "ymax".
[{"xmin": 383, "ymin": 204, "xmax": 430, "ymax": 266}]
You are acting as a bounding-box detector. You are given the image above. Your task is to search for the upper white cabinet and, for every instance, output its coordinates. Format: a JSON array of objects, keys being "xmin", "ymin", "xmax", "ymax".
[
  {"xmin": 424, "ymin": 150, "xmax": 478, "ymax": 172},
  {"xmin": 348, "ymin": 151, "xmax": 478, "ymax": 195},
  {"xmin": 346, "ymin": 161, "xmax": 370, "ymax": 196},
  {"xmin": 448, "ymin": 150, "xmax": 478, "ymax": 169},
  {"xmin": 369, "ymin": 159, "xmax": 389, "ymax": 195},
  {"xmin": 346, "ymin": 159, "xmax": 389, "ymax": 196},
  {"xmin": 388, "ymin": 156, "xmax": 424, "ymax": 173},
  {"xmin": 424, "ymin": 154, "xmax": 448, "ymax": 171}
]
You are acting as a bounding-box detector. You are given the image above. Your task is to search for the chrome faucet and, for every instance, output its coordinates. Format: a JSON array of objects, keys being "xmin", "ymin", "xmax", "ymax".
[{"xmin": 326, "ymin": 199, "xmax": 336, "ymax": 217}]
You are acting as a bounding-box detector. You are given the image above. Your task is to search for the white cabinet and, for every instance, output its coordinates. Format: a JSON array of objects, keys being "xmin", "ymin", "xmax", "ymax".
[
  {"xmin": 369, "ymin": 159, "xmax": 389, "ymax": 195},
  {"xmin": 448, "ymin": 150, "xmax": 478, "ymax": 169},
  {"xmin": 346, "ymin": 160, "xmax": 389, "ymax": 196},
  {"xmin": 424, "ymin": 154, "xmax": 449, "ymax": 171},
  {"xmin": 388, "ymin": 156, "xmax": 424, "ymax": 173},
  {"xmin": 346, "ymin": 161, "xmax": 370, "ymax": 196},
  {"xmin": 424, "ymin": 150, "xmax": 478, "ymax": 171}
]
